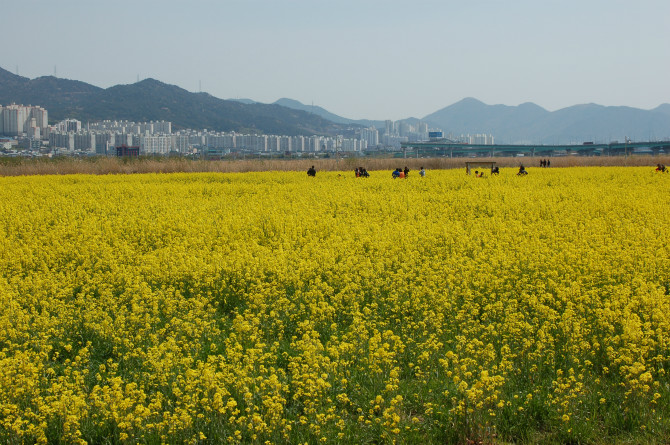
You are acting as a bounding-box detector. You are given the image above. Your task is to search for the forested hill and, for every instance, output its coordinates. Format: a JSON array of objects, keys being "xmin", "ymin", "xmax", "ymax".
[{"xmin": 0, "ymin": 67, "xmax": 353, "ymax": 136}]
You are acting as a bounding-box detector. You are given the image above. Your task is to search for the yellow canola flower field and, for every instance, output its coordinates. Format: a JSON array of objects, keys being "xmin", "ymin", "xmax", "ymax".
[{"xmin": 0, "ymin": 167, "xmax": 669, "ymax": 444}]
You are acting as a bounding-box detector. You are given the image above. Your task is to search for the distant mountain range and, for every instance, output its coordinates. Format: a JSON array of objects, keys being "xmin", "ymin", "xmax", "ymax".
[
  {"xmin": 271, "ymin": 98, "xmax": 385, "ymax": 128},
  {"xmin": 227, "ymin": 97, "xmax": 385, "ymax": 128},
  {"xmin": 0, "ymin": 67, "xmax": 354, "ymax": 136},
  {"xmin": 422, "ymin": 98, "xmax": 670, "ymax": 144},
  {"xmin": 236, "ymin": 97, "xmax": 670, "ymax": 144},
  {"xmin": 1, "ymin": 66, "xmax": 668, "ymax": 143}
]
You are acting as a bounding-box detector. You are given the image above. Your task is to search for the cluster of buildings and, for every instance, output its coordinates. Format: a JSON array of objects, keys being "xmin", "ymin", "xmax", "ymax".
[
  {"xmin": 0, "ymin": 104, "xmax": 49, "ymax": 141},
  {"xmin": 48, "ymin": 120, "xmax": 176, "ymax": 155},
  {"xmin": 454, "ymin": 133, "xmax": 495, "ymax": 145},
  {"xmin": 0, "ymin": 103, "xmax": 495, "ymax": 157},
  {"xmin": 44, "ymin": 121, "xmax": 370, "ymax": 155},
  {"xmin": 383, "ymin": 120, "xmax": 429, "ymax": 146},
  {"xmin": 378, "ymin": 120, "xmax": 495, "ymax": 147}
]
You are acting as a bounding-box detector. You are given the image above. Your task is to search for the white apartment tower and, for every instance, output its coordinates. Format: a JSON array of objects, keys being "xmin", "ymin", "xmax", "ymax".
[
  {"xmin": 0, "ymin": 104, "xmax": 49, "ymax": 136},
  {"xmin": 385, "ymin": 120, "xmax": 394, "ymax": 136},
  {"xmin": 140, "ymin": 135, "xmax": 173, "ymax": 154},
  {"xmin": 290, "ymin": 136, "xmax": 305, "ymax": 152},
  {"xmin": 360, "ymin": 127, "xmax": 379, "ymax": 147}
]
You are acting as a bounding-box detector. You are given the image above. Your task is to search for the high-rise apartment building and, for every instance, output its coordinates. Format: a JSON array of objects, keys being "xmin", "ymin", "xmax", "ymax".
[
  {"xmin": 279, "ymin": 136, "xmax": 290, "ymax": 152},
  {"xmin": 266, "ymin": 135, "xmax": 280, "ymax": 152},
  {"xmin": 2, "ymin": 105, "xmax": 27, "ymax": 136},
  {"xmin": 140, "ymin": 135, "xmax": 173, "ymax": 154},
  {"xmin": 74, "ymin": 133, "xmax": 95, "ymax": 152},
  {"xmin": 172, "ymin": 134, "xmax": 190, "ymax": 153},
  {"xmin": 31, "ymin": 107, "xmax": 48, "ymax": 130},
  {"xmin": 360, "ymin": 127, "xmax": 379, "ymax": 147},
  {"xmin": 152, "ymin": 121, "xmax": 171, "ymax": 134},
  {"xmin": 385, "ymin": 120, "xmax": 394, "ymax": 136},
  {"xmin": 290, "ymin": 136, "xmax": 305, "ymax": 152},
  {"xmin": 307, "ymin": 136, "xmax": 322, "ymax": 152},
  {"xmin": 56, "ymin": 119, "xmax": 82, "ymax": 133},
  {"xmin": 398, "ymin": 121, "xmax": 412, "ymax": 137},
  {"xmin": 49, "ymin": 132, "xmax": 74, "ymax": 151},
  {"xmin": 460, "ymin": 134, "xmax": 495, "ymax": 145},
  {"xmin": 0, "ymin": 104, "xmax": 49, "ymax": 137}
]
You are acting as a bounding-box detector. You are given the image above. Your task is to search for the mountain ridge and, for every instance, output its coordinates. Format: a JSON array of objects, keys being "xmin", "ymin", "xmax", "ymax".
[
  {"xmin": 272, "ymin": 98, "xmax": 384, "ymax": 128},
  {"xmin": 1, "ymin": 66, "xmax": 668, "ymax": 143},
  {"xmin": 422, "ymin": 97, "xmax": 670, "ymax": 143},
  {"xmin": 0, "ymin": 67, "xmax": 354, "ymax": 136}
]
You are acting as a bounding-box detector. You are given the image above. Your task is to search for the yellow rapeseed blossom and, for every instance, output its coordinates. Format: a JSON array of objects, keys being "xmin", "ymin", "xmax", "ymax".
[{"xmin": 0, "ymin": 167, "xmax": 668, "ymax": 443}]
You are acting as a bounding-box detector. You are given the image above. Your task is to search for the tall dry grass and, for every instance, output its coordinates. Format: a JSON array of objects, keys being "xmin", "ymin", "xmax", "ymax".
[{"xmin": 0, "ymin": 154, "xmax": 669, "ymax": 176}]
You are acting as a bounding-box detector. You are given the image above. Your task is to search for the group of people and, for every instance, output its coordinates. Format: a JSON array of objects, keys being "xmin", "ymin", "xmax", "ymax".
[
  {"xmin": 306, "ymin": 162, "xmax": 667, "ymax": 178},
  {"xmin": 473, "ymin": 166, "xmax": 500, "ymax": 177},
  {"xmin": 391, "ymin": 166, "xmax": 426, "ymax": 179},
  {"xmin": 308, "ymin": 165, "xmax": 427, "ymax": 178},
  {"xmin": 354, "ymin": 167, "xmax": 370, "ymax": 177},
  {"xmin": 392, "ymin": 166, "xmax": 410, "ymax": 179}
]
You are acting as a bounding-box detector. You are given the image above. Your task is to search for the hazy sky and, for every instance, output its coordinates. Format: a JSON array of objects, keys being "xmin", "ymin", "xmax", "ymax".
[{"xmin": 4, "ymin": 0, "xmax": 669, "ymax": 120}]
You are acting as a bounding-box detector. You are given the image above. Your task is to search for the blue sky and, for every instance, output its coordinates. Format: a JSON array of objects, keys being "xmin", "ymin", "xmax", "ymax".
[{"xmin": 4, "ymin": 0, "xmax": 669, "ymax": 120}]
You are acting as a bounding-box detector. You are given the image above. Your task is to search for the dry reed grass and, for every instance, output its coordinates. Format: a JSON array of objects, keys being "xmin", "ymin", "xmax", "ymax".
[{"xmin": 1, "ymin": 154, "xmax": 669, "ymax": 176}]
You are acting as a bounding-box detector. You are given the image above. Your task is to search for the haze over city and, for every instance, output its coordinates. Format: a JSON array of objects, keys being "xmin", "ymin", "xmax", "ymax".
[{"xmin": 4, "ymin": 0, "xmax": 670, "ymax": 121}]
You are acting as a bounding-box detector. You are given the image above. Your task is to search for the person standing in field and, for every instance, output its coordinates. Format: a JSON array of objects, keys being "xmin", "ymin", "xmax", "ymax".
[
  {"xmin": 419, "ymin": 166, "xmax": 426, "ymax": 177},
  {"xmin": 404, "ymin": 166, "xmax": 410, "ymax": 178},
  {"xmin": 307, "ymin": 165, "xmax": 316, "ymax": 176}
]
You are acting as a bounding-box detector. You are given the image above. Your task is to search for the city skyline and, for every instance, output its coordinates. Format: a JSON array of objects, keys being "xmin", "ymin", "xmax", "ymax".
[
  {"xmin": 2, "ymin": 102, "xmax": 499, "ymax": 155},
  {"xmin": 4, "ymin": 0, "xmax": 670, "ymax": 121}
]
